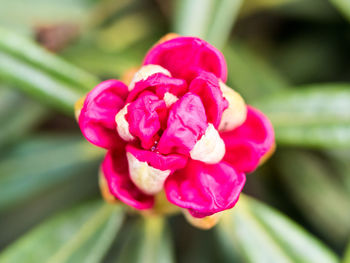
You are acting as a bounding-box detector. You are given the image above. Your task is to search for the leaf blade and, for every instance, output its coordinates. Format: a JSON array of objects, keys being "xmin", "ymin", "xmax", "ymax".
[
  {"xmin": 254, "ymin": 84, "xmax": 350, "ymax": 148},
  {"xmin": 0, "ymin": 202, "xmax": 124, "ymax": 263},
  {"xmin": 0, "ymin": 135, "xmax": 103, "ymax": 212},
  {"xmin": 217, "ymin": 195, "xmax": 339, "ymax": 263},
  {"xmin": 0, "ymin": 27, "xmax": 99, "ymax": 91},
  {"xmin": 115, "ymin": 217, "xmax": 175, "ymax": 263}
]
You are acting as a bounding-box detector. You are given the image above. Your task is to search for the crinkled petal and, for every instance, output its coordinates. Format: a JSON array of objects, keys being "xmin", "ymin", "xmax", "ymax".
[
  {"xmin": 126, "ymin": 93, "xmax": 167, "ymax": 149},
  {"xmin": 189, "ymin": 71, "xmax": 228, "ymax": 128},
  {"xmin": 221, "ymin": 106, "xmax": 275, "ymax": 173},
  {"xmin": 128, "ymin": 65, "xmax": 171, "ymax": 91},
  {"xmin": 165, "ymin": 160, "xmax": 246, "ymax": 218},
  {"xmin": 157, "ymin": 93, "xmax": 208, "ymax": 155},
  {"xmin": 126, "ymin": 73, "xmax": 187, "ymax": 103},
  {"xmin": 79, "ymin": 80, "xmax": 128, "ymax": 149},
  {"xmin": 102, "ymin": 149, "xmax": 154, "ymax": 209},
  {"xmin": 126, "ymin": 144, "xmax": 188, "ymax": 172},
  {"xmin": 126, "ymin": 144, "xmax": 188, "ymax": 195},
  {"xmin": 143, "ymin": 36, "xmax": 227, "ymax": 83}
]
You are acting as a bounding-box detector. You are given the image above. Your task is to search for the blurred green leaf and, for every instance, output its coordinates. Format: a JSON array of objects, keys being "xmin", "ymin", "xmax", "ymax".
[
  {"xmin": 116, "ymin": 216, "xmax": 174, "ymax": 263},
  {"xmin": 0, "ymin": 51, "xmax": 83, "ymax": 115},
  {"xmin": 327, "ymin": 150, "xmax": 350, "ymax": 196},
  {"xmin": 240, "ymin": 0, "xmax": 298, "ymax": 16},
  {"xmin": 0, "ymin": 27, "xmax": 99, "ymax": 91},
  {"xmin": 0, "ymin": 87, "xmax": 47, "ymax": 148},
  {"xmin": 224, "ymin": 42, "xmax": 289, "ymax": 102},
  {"xmin": 217, "ymin": 194, "xmax": 339, "ymax": 263},
  {"xmin": 0, "ymin": 201, "xmax": 124, "ymax": 263},
  {"xmin": 0, "ymin": 28, "xmax": 100, "ymax": 115},
  {"xmin": 344, "ymin": 241, "xmax": 350, "ymax": 263},
  {"xmin": 95, "ymin": 10, "xmax": 161, "ymax": 53},
  {"xmin": 206, "ymin": 0, "xmax": 244, "ymax": 49},
  {"xmin": 0, "ymin": 166, "xmax": 99, "ymax": 249},
  {"xmin": 254, "ymin": 84, "xmax": 350, "ymax": 148},
  {"xmin": 270, "ymin": 33, "xmax": 342, "ymax": 85},
  {"xmin": 275, "ymin": 150, "xmax": 350, "ymax": 245},
  {"xmin": 174, "ymin": 0, "xmax": 215, "ymax": 38},
  {"xmin": 330, "ymin": 0, "xmax": 350, "ymax": 21},
  {"xmin": 0, "ymin": 135, "xmax": 103, "ymax": 212},
  {"xmin": 0, "ymin": 0, "xmax": 95, "ymax": 33}
]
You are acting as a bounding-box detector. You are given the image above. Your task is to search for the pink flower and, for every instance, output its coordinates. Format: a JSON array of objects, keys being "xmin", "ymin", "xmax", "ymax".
[{"xmin": 77, "ymin": 35, "xmax": 275, "ymax": 226}]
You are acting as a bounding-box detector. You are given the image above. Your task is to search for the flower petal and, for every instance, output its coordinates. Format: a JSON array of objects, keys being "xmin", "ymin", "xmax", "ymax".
[
  {"xmin": 102, "ymin": 150, "xmax": 154, "ymax": 209},
  {"xmin": 126, "ymin": 144, "xmax": 188, "ymax": 172},
  {"xmin": 218, "ymin": 82, "xmax": 247, "ymax": 132},
  {"xmin": 126, "ymin": 73, "xmax": 187, "ymax": 103},
  {"xmin": 128, "ymin": 65, "xmax": 171, "ymax": 91},
  {"xmin": 126, "ymin": 144, "xmax": 187, "ymax": 195},
  {"xmin": 190, "ymin": 124, "xmax": 226, "ymax": 164},
  {"xmin": 79, "ymin": 80, "xmax": 128, "ymax": 149},
  {"xmin": 126, "ymin": 93, "xmax": 167, "ymax": 149},
  {"xmin": 143, "ymin": 36, "xmax": 227, "ymax": 83},
  {"xmin": 157, "ymin": 93, "xmax": 208, "ymax": 155},
  {"xmin": 189, "ymin": 71, "xmax": 228, "ymax": 128},
  {"xmin": 115, "ymin": 104, "xmax": 135, "ymax": 142},
  {"xmin": 165, "ymin": 160, "xmax": 246, "ymax": 218},
  {"xmin": 221, "ymin": 106, "xmax": 275, "ymax": 173}
]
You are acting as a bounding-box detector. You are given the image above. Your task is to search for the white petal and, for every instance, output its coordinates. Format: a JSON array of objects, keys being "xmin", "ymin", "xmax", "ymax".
[
  {"xmin": 126, "ymin": 152, "xmax": 171, "ymax": 195},
  {"xmin": 115, "ymin": 104, "xmax": 135, "ymax": 141},
  {"xmin": 190, "ymin": 124, "xmax": 225, "ymax": 164},
  {"xmin": 128, "ymin": 65, "xmax": 171, "ymax": 91},
  {"xmin": 218, "ymin": 81, "xmax": 247, "ymax": 132},
  {"xmin": 163, "ymin": 92, "xmax": 179, "ymax": 107}
]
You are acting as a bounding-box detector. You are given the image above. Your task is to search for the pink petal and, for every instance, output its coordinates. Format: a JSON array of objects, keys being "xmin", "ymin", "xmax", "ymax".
[
  {"xmin": 79, "ymin": 80, "xmax": 128, "ymax": 149},
  {"xmin": 221, "ymin": 106, "xmax": 275, "ymax": 173},
  {"xmin": 189, "ymin": 71, "xmax": 228, "ymax": 128},
  {"xmin": 157, "ymin": 93, "xmax": 208, "ymax": 155},
  {"xmin": 126, "ymin": 73, "xmax": 187, "ymax": 103},
  {"xmin": 165, "ymin": 160, "xmax": 246, "ymax": 218},
  {"xmin": 126, "ymin": 144, "xmax": 188, "ymax": 172},
  {"xmin": 126, "ymin": 93, "xmax": 167, "ymax": 149},
  {"xmin": 143, "ymin": 37, "xmax": 227, "ymax": 83},
  {"xmin": 102, "ymin": 149, "xmax": 154, "ymax": 209}
]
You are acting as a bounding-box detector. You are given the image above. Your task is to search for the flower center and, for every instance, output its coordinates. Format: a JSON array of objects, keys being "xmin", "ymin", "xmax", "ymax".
[{"xmin": 115, "ymin": 65, "xmax": 232, "ymax": 166}]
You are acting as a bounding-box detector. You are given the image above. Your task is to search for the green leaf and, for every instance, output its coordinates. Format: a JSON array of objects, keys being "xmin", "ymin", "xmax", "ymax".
[
  {"xmin": 330, "ymin": 0, "xmax": 350, "ymax": 22},
  {"xmin": 0, "ymin": 168, "xmax": 99, "ymax": 248},
  {"xmin": 0, "ymin": 87, "xmax": 47, "ymax": 148},
  {"xmin": 0, "ymin": 51, "xmax": 83, "ymax": 115},
  {"xmin": 0, "ymin": 0, "xmax": 95, "ymax": 33},
  {"xmin": 344, "ymin": 241, "xmax": 350, "ymax": 263},
  {"xmin": 174, "ymin": 0, "xmax": 215, "ymax": 38},
  {"xmin": 254, "ymin": 84, "xmax": 350, "ymax": 148},
  {"xmin": 0, "ymin": 135, "xmax": 104, "ymax": 212},
  {"xmin": 327, "ymin": 150, "xmax": 350, "ymax": 196},
  {"xmin": 224, "ymin": 42, "xmax": 289, "ymax": 102},
  {"xmin": 0, "ymin": 201, "xmax": 124, "ymax": 263},
  {"xmin": 275, "ymin": 150, "xmax": 350, "ymax": 245},
  {"xmin": 0, "ymin": 28, "xmax": 99, "ymax": 91},
  {"xmin": 217, "ymin": 194, "xmax": 339, "ymax": 263},
  {"xmin": 206, "ymin": 0, "xmax": 244, "ymax": 49},
  {"xmin": 0, "ymin": 28, "xmax": 100, "ymax": 115},
  {"xmin": 115, "ymin": 217, "xmax": 174, "ymax": 263},
  {"xmin": 240, "ymin": 0, "xmax": 298, "ymax": 16}
]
